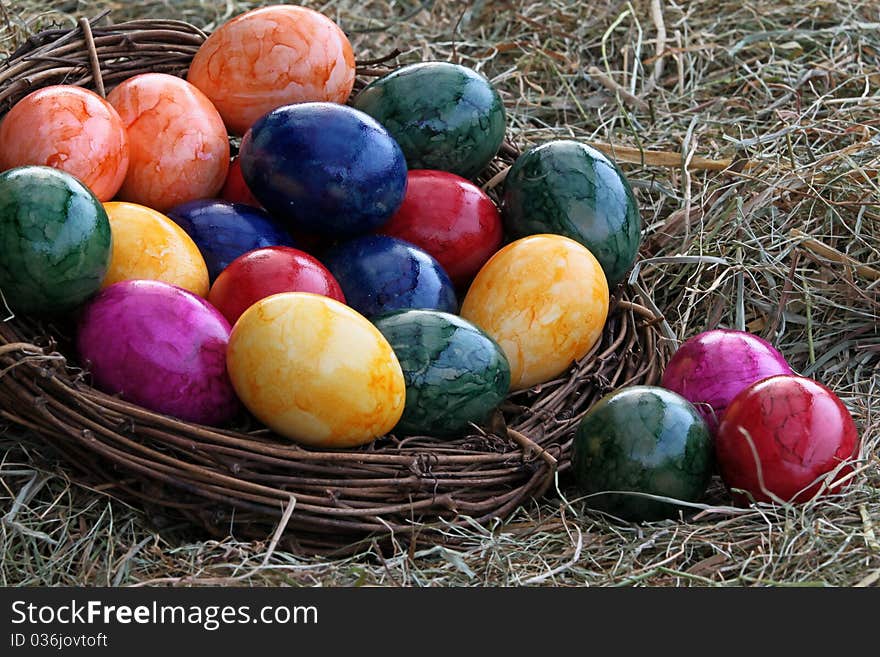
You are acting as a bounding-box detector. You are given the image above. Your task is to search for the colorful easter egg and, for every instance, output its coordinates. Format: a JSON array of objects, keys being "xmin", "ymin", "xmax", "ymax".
[
  {"xmin": 460, "ymin": 234, "xmax": 609, "ymax": 390},
  {"xmin": 373, "ymin": 310, "xmax": 510, "ymax": 437},
  {"xmin": 0, "ymin": 86, "xmax": 129, "ymax": 201},
  {"xmin": 226, "ymin": 293, "xmax": 405, "ymax": 447},
  {"xmin": 0, "ymin": 166, "xmax": 111, "ymax": 314},
  {"xmin": 102, "ymin": 202, "xmax": 209, "ymax": 297},
  {"xmin": 352, "ymin": 62, "xmax": 506, "ymax": 179},
  {"xmin": 572, "ymin": 386, "xmax": 714, "ymax": 520},
  {"xmin": 77, "ymin": 280, "xmax": 238, "ymax": 425},
  {"xmin": 186, "ymin": 5, "xmax": 355, "ymax": 135},
  {"xmin": 220, "ymin": 157, "xmax": 261, "ymax": 207},
  {"xmin": 661, "ymin": 329, "xmax": 792, "ymax": 433},
  {"xmin": 502, "ymin": 140, "xmax": 641, "ymax": 287},
  {"xmin": 716, "ymin": 375, "xmax": 859, "ymax": 504},
  {"xmin": 166, "ymin": 200, "xmax": 296, "ymax": 281},
  {"xmin": 378, "ymin": 170, "xmax": 503, "ymax": 286},
  {"xmin": 209, "ymin": 246, "xmax": 345, "ymax": 325},
  {"xmin": 107, "ymin": 73, "xmax": 229, "ymax": 211},
  {"xmin": 239, "ymin": 103, "xmax": 407, "ymax": 236},
  {"xmin": 322, "ymin": 235, "xmax": 457, "ymax": 318}
]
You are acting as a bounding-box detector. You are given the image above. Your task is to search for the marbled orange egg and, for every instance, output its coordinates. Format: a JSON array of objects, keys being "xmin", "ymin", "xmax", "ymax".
[
  {"xmin": 460, "ymin": 234, "xmax": 610, "ymax": 390},
  {"xmin": 106, "ymin": 73, "xmax": 229, "ymax": 211},
  {"xmin": 0, "ymin": 86, "xmax": 129, "ymax": 201},
  {"xmin": 102, "ymin": 201, "xmax": 209, "ymax": 297},
  {"xmin": 186, "ymin": 5, "xmax": 356, "ymax": 135},
  {"xmin": 227, "ymin": 293, "xmax": 405, "ymax": 448}
]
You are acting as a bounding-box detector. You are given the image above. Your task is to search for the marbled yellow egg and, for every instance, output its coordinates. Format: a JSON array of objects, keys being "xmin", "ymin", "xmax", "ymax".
[
  {"xmin": 460, "ymin": 234, "xmax": 609, "ymax": 390},
  {"xmin": 102, "ymin": 201, "xmax": 209, "ymax": 297},
  {"xmin": 226, "ymin": 292, "xmax": 405, "ymax": 448}
]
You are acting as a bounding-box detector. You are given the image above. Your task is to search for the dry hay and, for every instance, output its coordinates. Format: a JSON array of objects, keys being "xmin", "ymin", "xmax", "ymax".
[{"xmin": 1, "ymin": 0, "xmax": 879, "ymax": 586}]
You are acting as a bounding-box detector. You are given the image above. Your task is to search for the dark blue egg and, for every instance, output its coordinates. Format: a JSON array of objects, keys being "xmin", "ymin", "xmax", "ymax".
[
  {"xmin": 322, "ymin": 235, "xmax": 457, "ymax": 318},
  {"xmin": 238, "ymin": 102, "xmax": 408, "ymax": 237},
  {"xmin": 166, "ymin": 200, "xmax": 296, "ymax": 281}
]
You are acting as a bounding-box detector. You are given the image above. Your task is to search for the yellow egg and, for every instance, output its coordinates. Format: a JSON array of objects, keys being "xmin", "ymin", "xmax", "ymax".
[
  {"xmin": 227, "ymin": 292, "xmax": 406, "ymax": 448},
  {"xmin": 460, "ymin": 234, "xmax": 609, "ymax": 390},
  {"xmin": 101, "ymin": 201, "xmax": 209, "ymax": 297}
]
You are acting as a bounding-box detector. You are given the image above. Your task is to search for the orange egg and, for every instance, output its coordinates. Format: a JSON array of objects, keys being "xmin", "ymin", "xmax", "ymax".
[
  {"xmin": 102, "ymin": 201, "xmax": 209, "ymax": 297},
  {"xmin": 186, "ymin": 6, "xmax": 356, "ymax": 135},
  {"xmin": 460, "ymin": 234, "xmax": 610, "ymax": 390},
  {"xmin": 106, "ymin": 73, "xmax": 229, "ymax": 211},
  {"xmin": 0, "ymin": 86, "xmax": 129, "ymax": 201},
  {"xmin": 227, "ymin": 293, "xmax": 405, "ymax": 448}
]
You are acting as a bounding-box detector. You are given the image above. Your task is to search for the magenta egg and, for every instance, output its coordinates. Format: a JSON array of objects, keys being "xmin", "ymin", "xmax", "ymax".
[
  {"xmin": 661, "ymin": 329, "xmax": 792, "ymax": 432},
  {"xmin": 77, "ymin": 279, "xmax": 239, "ymax": 425}
]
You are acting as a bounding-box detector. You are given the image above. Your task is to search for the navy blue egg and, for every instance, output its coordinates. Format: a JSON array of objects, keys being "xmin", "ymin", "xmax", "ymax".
[
  {"xmin": 239, "ymin": 102, "xmax": 408, "ymax": 237},
  {"xmin": 322, "ymin": 236, "xmax": 458, "ymax": 318},
  {"xmin": 166, "ymin": 200, "xmax": 296, "ymax": 281}
]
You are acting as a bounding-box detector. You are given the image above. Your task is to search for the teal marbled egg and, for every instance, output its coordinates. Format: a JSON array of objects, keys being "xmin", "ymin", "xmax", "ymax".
[
  {"xmin": 502, "ymin": 140, "xmax": 641, "ymax": 287},
  {"xmin": 572, "ymin": 386, "xmax": 713, "ymax": 521},
  {"xmin": 373, "ymin": 310, "xmax": 510, "ymax": 437},
  {"xmin": 352, "ymin": 62, "xmax": 506, "ymax": 179},
  {"xmin": 0, "ymin": 166, "xmax": 111, "ymax": 314}
]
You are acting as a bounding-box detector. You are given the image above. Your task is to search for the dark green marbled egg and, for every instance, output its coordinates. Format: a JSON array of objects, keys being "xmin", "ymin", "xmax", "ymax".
[
  {"xmin": 373, "ymin": 309, "xmax": 510, "ymax": 437},
  {"xmin": 0, "ymin": 166, "xmax": 112, "ymax": 314},
  {"xmin": 572, "ymin": 386, "xmax": 713, "ymax": 521},
  {"xmin": 352, "ymin": 62, "xmax": 506, "ymax": 180},
  {"xmin": 502, "ymin": 140, "xmax": 641, "ymax": 287}
]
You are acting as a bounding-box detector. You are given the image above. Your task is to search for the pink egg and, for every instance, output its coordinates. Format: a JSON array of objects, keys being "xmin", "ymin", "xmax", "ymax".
[
  {"xmin": 661, "ymin": 329, "xmax": 793, "ymax": 432},
  {"xmin": 77, "ymin": 279, "xmax": 239, "ymax": 425},
  {"xmin": 107, "ymin": 73, "xmax": 229, "ymax": 211}
]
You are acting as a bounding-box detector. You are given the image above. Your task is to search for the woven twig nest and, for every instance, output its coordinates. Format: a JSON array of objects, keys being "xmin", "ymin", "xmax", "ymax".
[{"xmin": 0, "ymin": 16, "xmax": 670, "ymax": 554}]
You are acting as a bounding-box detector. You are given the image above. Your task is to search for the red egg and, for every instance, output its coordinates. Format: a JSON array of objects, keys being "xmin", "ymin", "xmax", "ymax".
[
  {"xmin": 0, "ymin": 86, "xmax": 129, "ymax": 201},
  {"xmin": 107, "ymin": 73, "xmax": 229, "ymax": 212},
  {"xmin": 716, "ymin": 375, "xmax": 859, "ymax": 504},
  {"xmin": 220, "ymin": 156, "xmax": 261, "ymax": 208},
  {"xmin": 208, "ymin": 246, "xmax": 345, "ymax": 325},
  {"xmin": 378, "ymin": 170, "xmax": 503, "ymax": 285}
]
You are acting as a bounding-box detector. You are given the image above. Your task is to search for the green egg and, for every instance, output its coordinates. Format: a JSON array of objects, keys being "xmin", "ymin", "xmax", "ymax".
[
  {"xmin": 572, "ymin": 386, "xmax": 713, "ymax": 521},
  {"xmin": 502, "ymin": 140, "xmax": 641, "ymax": 287},
  {"xmin": 373, "ymin": 309, "xmax": 510, "ymax": 437},
  {"xmin": 0, "ymin": 166, "xmax": 112, "ymax": 314},
  {"xmin": 352, "ymin": 62, "xmax": 506, "ymax": 180}
]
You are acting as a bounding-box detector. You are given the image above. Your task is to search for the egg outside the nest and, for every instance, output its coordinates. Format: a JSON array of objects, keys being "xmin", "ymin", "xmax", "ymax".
[
  {"xmin": 715, "ymin": 375, "xmax": 859, "ymax": 504},
  {"xmin": 661, "ymin": 329, "xmax": 793, "ymax": 433},
  {"xmin": 572, "ymin": 386, "xmax": 714, "ymax": 521}
]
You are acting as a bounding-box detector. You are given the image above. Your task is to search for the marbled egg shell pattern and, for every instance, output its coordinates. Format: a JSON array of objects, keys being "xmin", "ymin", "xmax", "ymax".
[
  {"xmin": 102, "ymin": 201, "xmax": 210, "ymax": 297},
  {"xmin": 0, "ymin": 166, "xmax": 111, "ymax": 314},
  {"xmin": 77, "ymin": 280, "xmax": 239, "ymax": 426},
  {"xmin": 323, "ymin": 235, "xmax": 457, "ymax": 319},
  {"xmin": 166, "ymin": 199, "xmax": 296, "ymax": 281},
  {"xmin": 0, "ymin": 85, "xmax": 129, "ymax": 201},
  {"xmin": 461, "ymin": 234, "xmax": 609, "ymax": 390},
  {"xmin": 186, "ymin": 5, "xmax": 355, "ymax": 136},
  {"xmin": 503, "ymin": 140, "xmax": 641, "ymax": 287},
  {"xmin": 374, "ymin": 310, "xmax": 510, "ymax": 437},
  {"xmin": 240, "ymin": 103, "xmax": 407, "ymax": 236},
  {"xmin": 226, "ymin": 293, "xmax": 405, "ymax": 448},
  {"xmin": 572, "ymin": 386, "xmax": 714, "ymax": 520},
  {"xmin": 353, "ymin": 62, "xmax": 506, "ymax": 179}
]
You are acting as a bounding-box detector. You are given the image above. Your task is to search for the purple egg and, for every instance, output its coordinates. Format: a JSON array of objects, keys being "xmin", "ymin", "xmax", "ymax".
[
  {"xmin": 77, "ymin": 280, "xmax": 239, "ymax": 425},
  {"xmin": 661, "ymin": 329, "xmax": 792, "ymax": 433}
]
